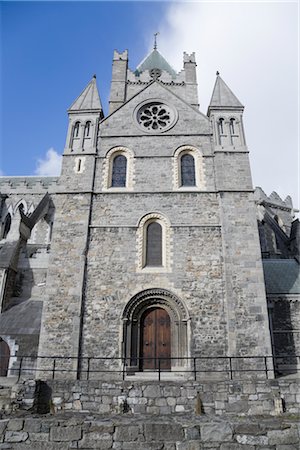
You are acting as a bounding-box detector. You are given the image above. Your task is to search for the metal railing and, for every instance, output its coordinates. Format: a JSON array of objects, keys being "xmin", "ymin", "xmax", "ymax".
[{"xmin": 1, "ymin": 354, "xmax": 299, "ymax": 381}]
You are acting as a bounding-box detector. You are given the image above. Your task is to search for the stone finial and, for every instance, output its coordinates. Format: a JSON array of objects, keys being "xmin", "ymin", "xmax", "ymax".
[
  {"xmin": 216, "ymin": 71, "xmax": 220, "ymax": 76},
  {"xmin": 154, "ymin": 32, "xmax": 159, "ymax": 50},
  {"xmin": 113, "ymin": 50, "xmax": 128, "ymax": 61},
  {"xmin": 183, "ymin": 52, "xmax": 196, "ymax": 63}
]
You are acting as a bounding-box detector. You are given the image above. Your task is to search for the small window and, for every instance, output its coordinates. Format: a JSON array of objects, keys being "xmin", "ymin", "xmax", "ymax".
[
  {"xmin": 217, "ymin": 118, "xmax": 225, "ymax": 145},
  {"xmin": 73, "ymin": 122, "xmax": 80, "ymax": 138},
  {"xmin": 181, "ymin": 154, "xmax": 195, "ymax": 186},
  {"xmin": 84, "ymin": 121, "xmax": 91, "ymax": 138},
  {"xmin": 145, "ymin": 222, "xmax": 162, "ymax": 267},
  {"xmin": 229, "ymin": 118, "xmax": 235, "ymax": 135},
  {"xmin": 111, "ymin": 155, "xmax": 127, "ymax": 187}
]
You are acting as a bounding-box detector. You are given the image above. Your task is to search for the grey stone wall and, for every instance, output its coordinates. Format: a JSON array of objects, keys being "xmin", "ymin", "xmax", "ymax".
[
  {"xmin": 10, "ymin": 379, "xmax": 300, "ymax": 417},
  {"xmin": 1, "ymin": 413, "xmax": 299, "ymax": 450}
]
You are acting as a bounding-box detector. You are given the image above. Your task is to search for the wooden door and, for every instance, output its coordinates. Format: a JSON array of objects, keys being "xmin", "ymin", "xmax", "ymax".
[
  {"xmin": 0, "ymin": 340, "xmax": 10, "ymax": 377},
  {"xmin": 141, "ymin": 307, "xmax": 171, "ymax": 370}
]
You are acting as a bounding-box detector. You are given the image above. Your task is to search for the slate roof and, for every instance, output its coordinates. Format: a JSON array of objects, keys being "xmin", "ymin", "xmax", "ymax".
[
  {"xmin": 0, "ymin": 300, "xmax": 42, "ymax": 334},
  {"xmin": 69, "ymin": 76, "xmax": 102, "ymax": 111},
  {"xmin": 209, "ymin": 75, "xmax": 243, "ymax": 109},
  {"xmin": 135, "ymin": 49, "xmax": 177, "ymax": 78},
  {"xmin": 263, "ymin": 259, "xmax": 300, "ymax": 294}
]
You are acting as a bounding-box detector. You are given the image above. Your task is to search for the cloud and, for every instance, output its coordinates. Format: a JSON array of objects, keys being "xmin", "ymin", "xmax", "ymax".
[
  {"xmin": 154, "ymin": 2, "xmax": 298, "ymax": 208},
  {"xmin": 35, "ymin": 148, "xmax": 62, "ymax": 176}
]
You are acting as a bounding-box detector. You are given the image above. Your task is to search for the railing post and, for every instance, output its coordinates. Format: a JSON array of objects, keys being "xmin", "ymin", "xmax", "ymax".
[
  {"xmin": 17, "ymin": 357, "xmax": 23, "ymax": 382},
  {"xmin": 122, "ymin": 357, "xmax": 125, "ymax": 381},
  {"xmin": 264, "ymin": 356, "xmax": 268, "ymax": 379},
  {"xmin": 158, "ymin": 359, "xmax": 161, "ymax": 381},
  {"xmin": 87, "ymin": 357, "xmax": 91, "ymax": 381},
  {"xmin": 229, "ymin": 357, "xmax": 233, "ymax": 380},
  {"xmin": 52, "ymin": 358, "xmax": 56, "ymax": 380},
  {"xmin": 193, "ymin": 357, "xmax": 197, "ymax": 381}
]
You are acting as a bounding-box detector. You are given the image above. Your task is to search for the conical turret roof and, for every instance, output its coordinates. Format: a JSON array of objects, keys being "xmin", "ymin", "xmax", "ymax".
[
  {"xmin": 135, "ymin": 49, "xmax": 177, "ymax": 78},
  {"xmin": 69, "ymin": 76, "xmax": 102, "ymax": 112},
  {"xmin": 209, "ymin": 74, "xmax": 243, "ymax": 110}
]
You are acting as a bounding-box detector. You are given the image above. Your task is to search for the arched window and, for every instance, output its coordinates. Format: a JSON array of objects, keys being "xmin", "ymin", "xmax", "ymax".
[
  {"xmin": 218, "ymin": 118, "xmax": 224, "ymax": 145},
  {"xmin": 73, "ymin": 122, "xmax": 80, "ymax": 138},
  {"xmin": 84, "ymin": 121, "xmax": 91, "ymax": 138},
  {"xmin": 229, "ymin": 118, "xmax": 235, "ymax": 135},
  {"xmin": 145, "ymin": 221, "xmax": 162, "ymax": 267},
  {"xmin": 180, "ymin": 154, "xmax": 196, "ymax": 186},
  {"xmin": 111, "ymin": 154, "xmax": 127, "ymax": 187},
  {"xmin": 1, "ymin": 214, "xmax": 11, "ymax": 239}
]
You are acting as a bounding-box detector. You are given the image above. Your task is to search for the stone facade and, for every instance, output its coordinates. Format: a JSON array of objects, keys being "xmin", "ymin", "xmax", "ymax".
[{"xmin": 0, "ymin": 46, "xmax": 299, "ymax": 379}]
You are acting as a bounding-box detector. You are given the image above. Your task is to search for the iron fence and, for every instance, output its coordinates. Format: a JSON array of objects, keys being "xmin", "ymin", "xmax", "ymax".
[{"xmin": 1, "ymin": 354, "xmax": 299, "ymax": 381}]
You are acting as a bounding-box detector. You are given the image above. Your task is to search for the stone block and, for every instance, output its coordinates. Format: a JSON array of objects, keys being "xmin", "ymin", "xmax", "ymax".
[
  {"xmin": 276, "ymin": 445, "xmax": 299, "ymax": 450},
  {"xmin": 220, "ymin": 444, "xmax": 255, "ymax": 450},
  {"xmin": 6, "ymin": 420, "xmax": 24, "ymax": 432},
  {"xmin": 234, "ymin": 424, "xmax": 262, "ymax": 435},
  {"xmin": 78, "ymin": 432, "xmax": 113, "ymax": 449},
  {"xmin": 89, "ymin": 421, "xmax": 114, "ymax": 433},
  {"xmin": 50, "ymin": 426, "xmax": 82, "ymax": 441},
  {"xmin": 143, "ymin": 385, "xmax": 161, "ymax": 398},
  {"xmin": 144, "ymin": 423, "xmax": 184, "ymax": 442},
  {"xmin": 200, "ymin": 422, "xmax": 232, "ymax": 442},
  {"xmin": 4, "ymin": 432, "xmax": 28, "ymax": 443},
  {"xmin": 268, "ymin": 428, "xmax": 298, "ymax": 445},
  {"xmin": 236, "ymin": 434, "xmax": 268, "ymax": 445},
  {"xmin": 167, "ymin": 397, "xmax": 176, "ymax": 406},
  {"xmin": 114, "ymin": 425, "xmax": 140, "ymax": 441},
  {"xmin": 185, "ymin": 426, "xmax": 200, "ymax": 440},
  {"xmin": 175, "ymin": 405, "xmax": 185, "ymax": 412},
  {"xmin": 23, "ymin": 419, "xmax": 42, "ymax": 433},
  {"xmin": 29, "ymin": 432, "xmax": 49, "ymax": 441}
]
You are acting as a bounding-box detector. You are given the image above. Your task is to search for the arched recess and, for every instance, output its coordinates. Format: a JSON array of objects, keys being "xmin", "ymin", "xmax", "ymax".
[
  {"xmin": 122, "ymin": 288, "xmax": 190, "ymax": 372},
  {"xmin": 0, "ymin": 338, "xmax": 10, "ymax": 377}
]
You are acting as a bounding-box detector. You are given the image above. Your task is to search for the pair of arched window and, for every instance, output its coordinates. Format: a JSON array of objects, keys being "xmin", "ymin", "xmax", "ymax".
[
  {"xmin": 71, "ymin": 121, "xmax": 92, "ymax": 149},
  {"xmin": 217, "ymin": 118, "xmax": 238, "ymax": 145}
]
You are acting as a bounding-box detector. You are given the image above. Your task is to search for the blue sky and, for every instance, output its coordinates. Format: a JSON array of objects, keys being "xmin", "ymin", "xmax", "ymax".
[
  {"xmin": 1, "ymin": 1, "xmax": 167, "ymax": 175},
  {"xmin": 0, "ymin": 1, "xmax": 299, "ymax": 210}
]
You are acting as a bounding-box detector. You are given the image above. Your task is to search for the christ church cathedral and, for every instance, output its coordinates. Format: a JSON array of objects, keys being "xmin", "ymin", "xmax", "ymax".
[{"xmin": 0, "ymin": 43, "xmax": 299, "ymax": 379}]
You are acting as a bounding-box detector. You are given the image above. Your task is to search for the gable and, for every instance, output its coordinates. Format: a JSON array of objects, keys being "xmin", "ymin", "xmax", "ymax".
[{"xmin": 100, "ymin": 81, "xmax": 210, "ymax": 137}]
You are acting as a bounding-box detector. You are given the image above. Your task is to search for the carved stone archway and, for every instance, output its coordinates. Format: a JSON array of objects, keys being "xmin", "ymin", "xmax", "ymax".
[{"xmin": 122, "ymin": 289, "xmax": 190, "ymax": 372}]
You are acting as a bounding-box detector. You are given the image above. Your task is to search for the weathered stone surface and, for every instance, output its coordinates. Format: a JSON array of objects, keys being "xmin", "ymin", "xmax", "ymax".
[
  {"xmin": 114, "ymin": 425, "xmax": 140, "ymax": 441},
  {"xmin": 6, "ymin": 420, "xmax": 24, "ymax": 432},
  {"xmin": 29, "ymin": 432, "xmax": 49, "ymax": 441},
  {"xmin": 4, "ymin": 432, "xmax": 28, "ymax": 443},
  {"xmin": 0, "ymin": 421, "xmax": 8, "ymax": 436},
  {"xmin": 268, "ymin": 427, "xmax": 298, "ymax": 445},
  {"xmin": 236, "ymin": 434, "xmax": 268, "ymax": 445},
  {"xmin": 200, "ymin": 422, "xmax": 232, "ymax": 442},
  {"xmin": 78, "ymin": 431, "xmax": 113, "ymax": 449},
  {"xmin": 50, "ymin": 426, "xmax": 82, "ymax": 442},
  {"xmin": 143, "ymin": 385, "xmax": 161, "ymax": 398},
  {"xmin": 144, "ymin": 423, "xmax": 184, "ymax": 441}
]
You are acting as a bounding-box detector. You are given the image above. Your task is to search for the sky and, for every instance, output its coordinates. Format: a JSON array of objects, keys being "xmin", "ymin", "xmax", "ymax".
[{"xmin": 0, "ymin": 0, "xmax": 299, "ymax": 211}]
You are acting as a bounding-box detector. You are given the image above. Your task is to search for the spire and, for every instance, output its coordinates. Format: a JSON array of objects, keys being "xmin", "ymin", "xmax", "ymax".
[
  {"xmin": 208, "ymin": 73, "xmax": 243, "ymax": 110},
  {"xmin": 135, "ymin": 49, "xmax": 177, "ymax": 78},
  {"xmin": 69, "ymin": 76, "xmax": 103, "ymax": 112}
]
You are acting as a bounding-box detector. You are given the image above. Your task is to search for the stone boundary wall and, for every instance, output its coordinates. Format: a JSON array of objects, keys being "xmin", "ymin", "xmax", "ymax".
[
  {"xmin": 12, "ymin": 378, "xmax": 300, "ymax": 417},
  {"xmin": 0, "ymin": 412, "xmax": 299, "ymax": 449}
]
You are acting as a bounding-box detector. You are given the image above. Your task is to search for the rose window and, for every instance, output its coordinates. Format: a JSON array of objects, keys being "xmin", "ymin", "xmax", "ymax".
[{"xmin": 136, "ymin": 101, "xmax": 177, "ymax": 133}]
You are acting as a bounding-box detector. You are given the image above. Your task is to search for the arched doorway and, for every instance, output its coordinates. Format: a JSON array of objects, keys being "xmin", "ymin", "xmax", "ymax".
[
  {"xmin": 141, "ymin": 307, "xmax": 171, "ymax": 370},
  {"xmin": 122, "ymin": 288, "xmax": 189, "ymax": 372},
  {"xmin": 0, "ymin": 339, "xmax": 10, "ymax": 376}
]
